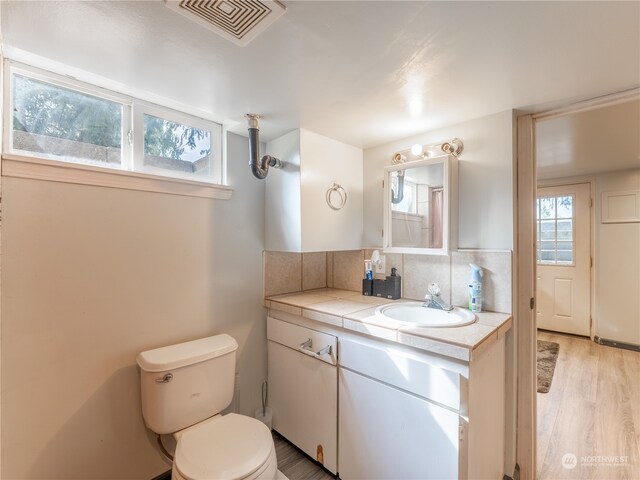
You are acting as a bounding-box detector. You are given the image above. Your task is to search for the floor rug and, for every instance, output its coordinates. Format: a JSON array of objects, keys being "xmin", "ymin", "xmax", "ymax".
[{"xmin": 537, "ymin": 340, "xmax": 560, "ymax": 393}]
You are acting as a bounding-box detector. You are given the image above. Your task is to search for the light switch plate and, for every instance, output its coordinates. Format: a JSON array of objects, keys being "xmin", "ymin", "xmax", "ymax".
[{"xmin": 375, "ymin": 255, "xmax": 386, "ymax": 274}]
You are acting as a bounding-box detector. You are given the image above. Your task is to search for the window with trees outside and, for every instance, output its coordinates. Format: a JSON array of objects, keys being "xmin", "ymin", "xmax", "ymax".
[
  {"xmin": 536, "ymin": 195, "xmax": 575, "ymax": 265},
  {"xmin": 6, "ymin": 63, "xmax": 223, "ymax": 187}
]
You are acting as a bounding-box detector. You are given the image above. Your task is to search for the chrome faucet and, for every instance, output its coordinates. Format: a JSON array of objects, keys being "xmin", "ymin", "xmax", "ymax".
[{"xmin": 423, "ymin": 283, "xmax": 453, "ymax": 311}]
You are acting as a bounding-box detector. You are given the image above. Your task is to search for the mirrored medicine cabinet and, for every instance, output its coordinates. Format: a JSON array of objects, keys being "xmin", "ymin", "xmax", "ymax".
[{"xmin": 382, "ymin": 155, "xmax": 457, "ymax": 255}]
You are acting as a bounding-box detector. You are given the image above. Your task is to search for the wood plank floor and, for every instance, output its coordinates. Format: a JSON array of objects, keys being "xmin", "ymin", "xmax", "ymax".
[
  {"xmin": 274, "ymin": 431, "xmax": 336, "ymax": 480},
  {"xmin": 537, "ymin": 331, "xmax": 640, "ymax": 480}
]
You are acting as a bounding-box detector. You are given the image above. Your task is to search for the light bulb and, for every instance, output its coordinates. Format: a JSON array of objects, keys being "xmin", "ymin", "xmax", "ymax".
[{"xmin": 410, "ymin": 144, "xmax": 423, "ymax": 157}]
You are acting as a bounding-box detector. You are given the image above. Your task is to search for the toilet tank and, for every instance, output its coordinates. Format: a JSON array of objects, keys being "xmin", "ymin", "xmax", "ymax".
[{"xmin": 137, "ymin": 334, "xmax": 238, "ymax": 434}]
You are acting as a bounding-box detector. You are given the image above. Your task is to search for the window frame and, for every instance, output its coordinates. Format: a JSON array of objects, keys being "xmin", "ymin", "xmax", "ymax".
[
  {"xmin": 2, "ymin": 61, "xmax": 230, "ymax": 199},
  {"xmin": 6, "ymin": 63, "xmax": 134, "ymax": 170},
  {"xmin": 133, "ymin": 103, "xmax": 222, "ymax": 183},
  {"xmin": 536, "ymin": 194, "xmax": 576, "ymax": 266}
]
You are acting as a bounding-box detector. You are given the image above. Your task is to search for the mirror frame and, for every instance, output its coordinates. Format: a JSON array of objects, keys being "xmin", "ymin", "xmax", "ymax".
[{"xmin": 382, "ymin": 154, "xmax": 457, "ymax": 255}]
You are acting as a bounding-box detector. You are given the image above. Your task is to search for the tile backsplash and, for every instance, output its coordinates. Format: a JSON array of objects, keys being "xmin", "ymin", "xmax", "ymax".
[
  {"xmin": 264, "ymin": 249, "xmax": 512, "ymax": 313},
  {"xmin": 302, "ymin": 252, "xmax": 327, "ymax": 291},
  {"xmin": 451, "ymin": 251, "xmax": 512, "ymax": 313},
  {"xmin": 263, "ymin": 251, "xmax": 302, "ymax": 297},
  {"xmin": 403, "ymin": 254, "xmax": 451, "ymax": 305},
  {"xmin": 332, "ymin": 250, "xmax": 365, "ymax": 291},
  {"xmin": 326, "ymin": 252, "xmax": 334, "ymax": 288}
]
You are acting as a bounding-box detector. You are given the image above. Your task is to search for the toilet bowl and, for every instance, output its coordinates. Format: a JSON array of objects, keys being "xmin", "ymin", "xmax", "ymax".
[
  {"xmin": 171, "ymin": 414, "xmax": 278, "ymax": 480},
  {"xmin": 137, "ymin": 334, "xmax": 286, "ymax": 480}
]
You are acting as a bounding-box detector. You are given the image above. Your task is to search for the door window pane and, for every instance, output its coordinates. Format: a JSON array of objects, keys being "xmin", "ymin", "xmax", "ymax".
[
  {"xmin": 557, "ymin": 230, "xmax": 572, "ymax": 241},
  {"xmin": 540, "ymin": 250, "xmax": 556, "ymax": 262},
  {"xmin": 557, "ymin": 219, "xmax": 572, "ymax": 231},
  {"xmin": 557, "ymin": 251, "xmax": 573, "ymax": 263},
  {"xmin": 536, "ymin": 194, "xmax": 575, "ymax": 266},
  {"xmin": 556, "ymin": 196, "xmax": 573, "ymax": 218},
  {"xmin": 540, "ymin": 220, "xmax": 556, "ymax": 233},
  {"xmin": 539, "ymin": 197, "xmax": 555, "ymax": 219},
  {"xmin": 540, "ymin": 241, "xmax": 556, "ymax": 251},
  {"xmin": 557, "ymin": 241, "xmax": 573, "ymax": 251},
  {"xmin": 12, "ymin": 74, "xmax": 122, "ymax": 166},
  {"xmin": 143, "ymin": 114, "xmax": 212, "ymax": 178},
  {"xmin": 541, "ymin": 230, "xmax": 556, "ymax": 241}
]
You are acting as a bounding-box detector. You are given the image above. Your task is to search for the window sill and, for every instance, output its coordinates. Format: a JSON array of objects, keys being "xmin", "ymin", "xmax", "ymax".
[{"xmin": 1, "ymin": 153, "xmax": 233, "ymax": 200}]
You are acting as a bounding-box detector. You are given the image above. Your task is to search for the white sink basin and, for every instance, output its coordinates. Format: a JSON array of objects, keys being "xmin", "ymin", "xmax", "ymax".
[{"xmin": 375, "ymin": 302, "xmax": 477, "ymax": 328}]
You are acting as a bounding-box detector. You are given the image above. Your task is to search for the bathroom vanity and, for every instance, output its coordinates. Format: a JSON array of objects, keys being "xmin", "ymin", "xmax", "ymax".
[{"xmin": 265, "ymin": 289, "xmax": 512, "ymax": 480}]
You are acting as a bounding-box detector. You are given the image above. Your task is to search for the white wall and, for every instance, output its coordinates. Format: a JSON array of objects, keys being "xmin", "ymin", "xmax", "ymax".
[
  {"xmin": 363, "ymin": 110, "xmax": 514, "ymax": 250},
  {"xmin": 0, "ymin": 132, "xmax": 267, "ymax": 479},
  {"xmin": 594, "ymin": 169, "xmax": 640, "ymax": 345}
]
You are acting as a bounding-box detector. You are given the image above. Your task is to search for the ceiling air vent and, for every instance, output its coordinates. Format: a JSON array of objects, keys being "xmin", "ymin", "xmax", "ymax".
[{"xmin": 165, "ymin": 0, "xmax": 286, "ymax": 47}]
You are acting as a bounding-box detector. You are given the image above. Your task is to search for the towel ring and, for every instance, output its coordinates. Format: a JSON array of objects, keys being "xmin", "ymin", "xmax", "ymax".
[{"xmin": 326, "ymin": 183, "xmax": 347, "ymax": 211}]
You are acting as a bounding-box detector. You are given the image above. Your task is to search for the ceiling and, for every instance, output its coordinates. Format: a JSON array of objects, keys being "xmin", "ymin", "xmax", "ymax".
[
  {"xmin": 2, "ymin": 1, "xmax": 639, "ymax": 149},
  {"xmin": 536, "ymin": 99, "xmax": 640, "ymax": 180}
]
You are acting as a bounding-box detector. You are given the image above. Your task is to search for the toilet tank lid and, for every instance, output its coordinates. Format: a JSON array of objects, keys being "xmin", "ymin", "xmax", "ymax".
[{"xmin": 137, "ymin": 334, "xmax": 238, "ymax": 372}]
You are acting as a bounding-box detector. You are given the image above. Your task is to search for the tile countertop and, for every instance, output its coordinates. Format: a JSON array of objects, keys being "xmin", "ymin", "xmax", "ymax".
[{"xmin": 266, "ymin": 288, "xmax": 512, "ymax": 362}]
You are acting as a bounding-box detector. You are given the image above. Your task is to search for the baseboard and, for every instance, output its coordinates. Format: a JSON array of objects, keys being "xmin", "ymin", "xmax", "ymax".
[
  {"xmin": 151, "ymin": 469, "xmax": 171, "ymax": 480},
  {"xmin": 594, "ymin": 336, "xmax": 640, "ymax": 352}
]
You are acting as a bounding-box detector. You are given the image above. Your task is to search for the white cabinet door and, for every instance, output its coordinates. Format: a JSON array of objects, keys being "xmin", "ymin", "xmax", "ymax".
[
  {"xmin": 339, "ymin": 368, "xmax": 461, "ymax": 480},
  {"xmin": 268, "ymin": 341, "xmax": 338, "ymax": 473},
  {"xmin": 265, "ymin": 129, "xmax": 363, "ymax": 252}
]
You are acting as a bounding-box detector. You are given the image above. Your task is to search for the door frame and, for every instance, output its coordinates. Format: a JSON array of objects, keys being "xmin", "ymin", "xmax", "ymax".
[
  {"xmin": 514, "ymin": 87, "xmax": 639, "ymax": 480},
  {"xmin": 536, "ymin": 179, "xmax": 595, "ymax": 339}
]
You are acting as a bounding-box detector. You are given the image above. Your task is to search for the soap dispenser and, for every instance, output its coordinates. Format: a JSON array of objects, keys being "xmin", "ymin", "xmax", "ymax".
[
  {"xmin": 372, "ymin": 267, "xmax": 401, "ymax": 300},
  {"xmin": 387, "ymin": 267, "xmax": 401, "ymax": 300}
]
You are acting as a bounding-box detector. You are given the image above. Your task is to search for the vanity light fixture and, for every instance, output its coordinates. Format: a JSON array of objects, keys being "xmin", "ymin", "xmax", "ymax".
[
  {"xmin": 441, "ymin": 138, "xmax": 464, "ymax": 156},
  {"xmin": 392, "ymin": 152, "xmax": 407, "ymax": 164},
  {"xmin": 398, "ymin": 138, "xmax": 465, "ymax": 161}
]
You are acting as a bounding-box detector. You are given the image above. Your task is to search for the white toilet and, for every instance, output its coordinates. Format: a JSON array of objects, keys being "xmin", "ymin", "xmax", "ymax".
[{"xmin": 137, "ymin": 334, "xmax": 282, "ymax": 480}]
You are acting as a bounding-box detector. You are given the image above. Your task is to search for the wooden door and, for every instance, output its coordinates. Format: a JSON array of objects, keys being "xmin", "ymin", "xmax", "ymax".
[{"xmin": 536, "ymin": 183, "xmax": 591, "ymax": 336}]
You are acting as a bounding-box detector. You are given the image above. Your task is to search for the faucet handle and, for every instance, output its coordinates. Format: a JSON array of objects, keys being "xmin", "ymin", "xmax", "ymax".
[{"xmin": 427, "ymin": 282, "xmax": 441, "ymax": 296}]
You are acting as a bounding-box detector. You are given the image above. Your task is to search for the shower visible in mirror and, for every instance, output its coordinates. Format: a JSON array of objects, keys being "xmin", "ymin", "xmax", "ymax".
[
  {"xmin": 383, "ymin": 155, "xmax": 457, "ymax": 255},
  {"xmin": 391, "ymin": 162, "xmax": 443, "ymax": 248}
]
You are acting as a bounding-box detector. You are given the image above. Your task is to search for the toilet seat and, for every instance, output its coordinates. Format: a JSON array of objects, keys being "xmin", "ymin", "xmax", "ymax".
[{"xmin": 173, "ymin": 413, "xmax": 275, "ymax": 480}]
